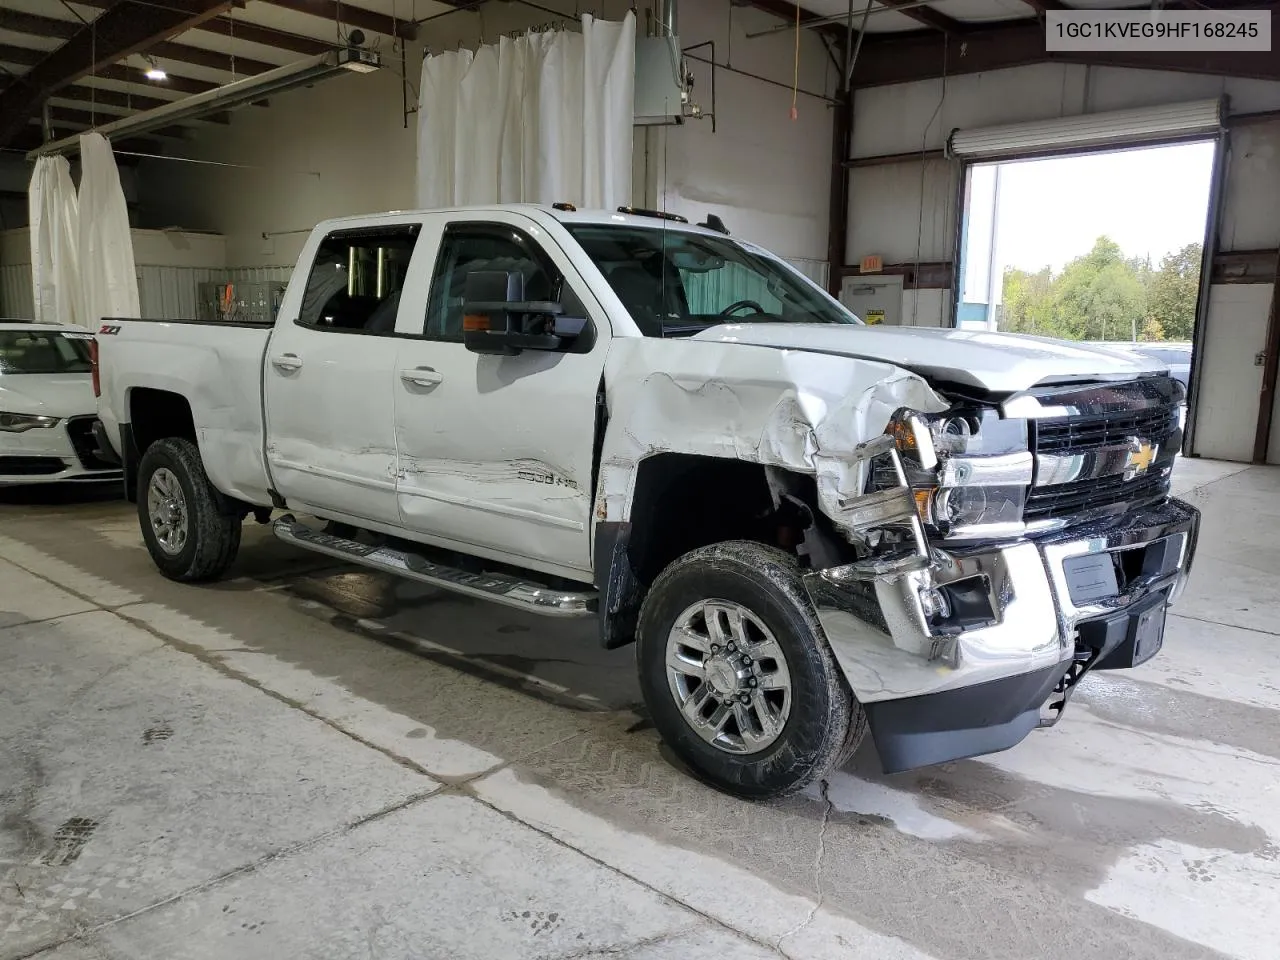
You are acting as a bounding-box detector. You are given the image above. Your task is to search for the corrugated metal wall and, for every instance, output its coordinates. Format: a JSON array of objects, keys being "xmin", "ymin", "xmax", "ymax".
[
  {"xmin": 6, "ymin": 258, "xmax": 827, "ymax": 323},
  {"xmin": 0, "ymin": 262, "xmax": 296, "ymax": 323},
  {"xmin": 785, "ymin": 258, "xmax": 830, "ymax": 289},
  {"xmin": 0, "ymin": 263, "xmax": 34, "ymax": 319},
  {"xmin": 139, "ymin": 265, "xmax": 294, "ymax": 320},
  {"xmin": 138, "ymin": 266, "xmax": 220, "ymax": 320},
  {"xmin": 228, "ymin": 266, "xmax": 294, "ymax": 286}
]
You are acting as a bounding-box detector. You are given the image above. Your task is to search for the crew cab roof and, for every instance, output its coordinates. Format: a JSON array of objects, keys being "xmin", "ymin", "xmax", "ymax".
[{"xmin": 311, "ymin": 204, "xmax": 731, "ymax": 240}]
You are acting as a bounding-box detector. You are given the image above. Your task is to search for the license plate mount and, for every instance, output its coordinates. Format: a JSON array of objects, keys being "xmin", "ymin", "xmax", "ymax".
[{"xmin": 1131, "ymin": 601, "xmax": 1167, "ymax": 666}]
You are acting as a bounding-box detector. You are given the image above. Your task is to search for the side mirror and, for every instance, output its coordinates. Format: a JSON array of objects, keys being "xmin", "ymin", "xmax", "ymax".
[{"xmin": 462, "ymin": 271, "xmax": 586, "ymax": 356}]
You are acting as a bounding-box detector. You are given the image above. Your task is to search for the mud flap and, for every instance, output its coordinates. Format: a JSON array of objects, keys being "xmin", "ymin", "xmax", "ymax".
[{"xmin": 594, "ymin": 521, "xmax": 644, "ymax": 648}]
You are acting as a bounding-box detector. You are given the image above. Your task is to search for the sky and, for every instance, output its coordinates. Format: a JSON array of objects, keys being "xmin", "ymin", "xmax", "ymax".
[{"xmin": 982, "ymin": 140, "xmax": 1217, "ymax": 275}]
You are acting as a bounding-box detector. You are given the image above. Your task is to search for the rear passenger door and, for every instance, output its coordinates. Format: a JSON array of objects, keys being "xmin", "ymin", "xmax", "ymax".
[
  {"xmin": 264, "ymin": 224, "xmax": 421, "ymax": 526},
  {"xmin": 390, "ymin": 213, "xmax": 610, "ymax": 581}
]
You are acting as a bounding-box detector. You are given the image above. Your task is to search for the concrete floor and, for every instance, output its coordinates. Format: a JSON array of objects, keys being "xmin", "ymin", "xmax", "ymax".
[{"xmin": 1, "ymin": 457, "xmax": 1277, "ymax": 960}]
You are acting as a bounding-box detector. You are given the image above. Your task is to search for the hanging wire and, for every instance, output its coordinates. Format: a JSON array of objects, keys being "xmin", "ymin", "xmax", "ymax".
[
  {"xmin": 89, "ymin": 18, "xmax": 97, "ymax": 129},
  {"xmin": 912, "ymin": 36, "xmax": 949, "ymax": 323},
  {"xmin": 789, "ymin": 3, "xmax": 799, "ymax": 121}
]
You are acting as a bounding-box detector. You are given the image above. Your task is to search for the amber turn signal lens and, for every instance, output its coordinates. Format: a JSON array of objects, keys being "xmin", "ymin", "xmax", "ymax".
[
  {"xmin": 462, "ymin": 314, "xmax": 489, "ymax": 332},
  {"xmin": 891, "ymin": 419, "xmax": 917, "ymax": 450},
  {"xmin": 913, "ymin": 488, "xmax": 933, "ymax": 522}
]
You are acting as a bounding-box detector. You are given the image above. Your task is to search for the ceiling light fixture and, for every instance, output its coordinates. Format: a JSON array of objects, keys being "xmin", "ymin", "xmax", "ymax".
[
  {"xmin": 30, "ymin": 48, "xmax": 382, "ymax": 159},
  {"xmin": 143, "ymin": 56, "xmax": 167, "ymax": 82}
]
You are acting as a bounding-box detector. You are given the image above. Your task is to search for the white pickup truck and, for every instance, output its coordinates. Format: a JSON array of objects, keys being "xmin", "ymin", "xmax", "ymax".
[{"xmin": 95, "ymin": 205, "xmax": 1199, "ymax": 799}]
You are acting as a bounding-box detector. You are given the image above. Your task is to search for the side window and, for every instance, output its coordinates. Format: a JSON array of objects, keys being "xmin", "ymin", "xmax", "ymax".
[
  {"xmin": 679, "ymin": 261, "xmax": 783, "ymax": 317},
  {"xmin": 424, "ymin": 224, "xmax": 587, "ymax": 341},
  {"xmin": 296, "ymin": 226, "xmax": 420, "ymax": 334}
]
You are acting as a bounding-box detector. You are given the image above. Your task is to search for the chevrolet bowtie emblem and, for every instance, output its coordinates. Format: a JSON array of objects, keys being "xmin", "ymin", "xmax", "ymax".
[{"xmin": 1123, "ymin": 438, "xmax": 1158, "ymax": 480}]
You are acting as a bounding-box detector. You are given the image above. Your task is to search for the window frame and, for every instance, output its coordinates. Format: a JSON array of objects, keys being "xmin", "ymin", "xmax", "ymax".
[
  {"xmin": 417, "ymin": 220, "xmax": 595, "ymax": 349},
  {"xmin": 293, "ymin": 224, "xmax": 423, "ymax": 336}
]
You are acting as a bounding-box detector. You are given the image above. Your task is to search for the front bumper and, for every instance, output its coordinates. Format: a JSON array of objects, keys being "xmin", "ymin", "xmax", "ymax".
[
  {"xmin": 0, "ymin": 416, "xmax": 123, "ymax": 486},
  {"xmin": 803, "ymin": 496, "xmax": 1199, "ymax": 772}
]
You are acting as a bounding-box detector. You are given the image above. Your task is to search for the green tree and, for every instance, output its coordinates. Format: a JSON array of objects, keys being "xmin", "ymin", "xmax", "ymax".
[
  {"xmin": 1139, "ymin": 317, "xmax": 1166, "ymax": 342},
  {"xmin": 999, "ymin": 236, "xmax": 1200, "ymax": 342},
  {"xmin": 1001, "ymin": 266, "xmax": 1054, "ymax": 335},
  {"xmin": 1146, "ymin": 242, "xmax": 1202, "ymax": 342},
  {"xmin": 1049, "ymin": 236, "xmax": 1147, "ymax": 341}
]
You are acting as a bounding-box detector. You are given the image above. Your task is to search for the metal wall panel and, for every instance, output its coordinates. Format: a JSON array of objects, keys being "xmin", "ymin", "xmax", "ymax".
[
  {"xmin": 785, "ymin": 257, "xmax": 830, "ymax": 289},
  {"xmin": 136, "ymin": 266, "xmax": 293, "ymax": 321},
  {"xmin": 227, "ymin": 265, "xmax": 294, "ymax": 285},
  {"xmin": 0, "ymin": 263, "xmax": 34, "ymax": 319},
  {"xmin": 138, "ymin": 266, "xmax": 220, "ymax": 320}
]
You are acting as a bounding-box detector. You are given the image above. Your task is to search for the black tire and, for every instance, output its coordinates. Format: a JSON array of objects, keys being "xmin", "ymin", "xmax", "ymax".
[
  {"xmin": 636, "ymin": 541, "xmax": 866, "ymax": 800},
  {"xmin": 137, "ymin": 437, "xmax": 242, "ymax": 583}
]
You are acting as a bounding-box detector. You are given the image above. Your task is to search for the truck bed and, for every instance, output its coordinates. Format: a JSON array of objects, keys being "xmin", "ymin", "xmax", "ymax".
[{"xmin": 96, "ymin": 316, "xmax": 276, "ymax": 507}]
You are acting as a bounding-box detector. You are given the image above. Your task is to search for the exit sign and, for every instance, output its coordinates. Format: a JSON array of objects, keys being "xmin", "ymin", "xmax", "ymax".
[{"xmin": 860, "ymin": 255, "xmax": 883, "ymax": 273}]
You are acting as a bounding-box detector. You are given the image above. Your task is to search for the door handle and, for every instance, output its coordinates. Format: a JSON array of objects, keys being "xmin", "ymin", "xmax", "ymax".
[
  {"xmin": 271, "ymin": 353, "xmax": 303, "ymax": 371},
  {"xmin": 399, "ymin": 367, "xmax": 443, "ymax": 387}
]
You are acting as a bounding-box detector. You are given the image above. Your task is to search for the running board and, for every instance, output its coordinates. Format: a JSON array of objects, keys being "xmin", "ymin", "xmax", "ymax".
[{"xmin": 272, "ymin": 517, "xmax": 597, "ymax": 618}]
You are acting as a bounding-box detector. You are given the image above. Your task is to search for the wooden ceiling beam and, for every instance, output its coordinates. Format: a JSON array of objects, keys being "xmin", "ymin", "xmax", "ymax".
[
  {"xmin": 0, "ymin": 0, "xmax": 234, "ymax": 146},
  {"xmin": 873, "ymin": 0, "xmax": 969, "ymax": 33},
  {"xmin": 0, "ymin": 43, "xmax": 223, "ymax": 96},
  {"xmin": 738, "ymin": 0, "xmax": 851, "ymax": 43},
  {"xmin": 0, "ymin": 10, "xmax": 278, "ymax": 76},
  {"xmin": 51, "ymin": 0, "xmax": 339, "ymax": 58},
  {"xmin": 259, "ymin": 0, "xmax": 418, "ymax": 40},
  {"xmin": 851, "ymin": 13, "xmax": 1280, "ymax": 86}
]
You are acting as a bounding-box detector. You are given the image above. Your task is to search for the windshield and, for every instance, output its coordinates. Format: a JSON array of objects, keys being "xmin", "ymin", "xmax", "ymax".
[
  {"xmin": 0, "ymin": 330, "xmax": 93, "ymax": 375},
  {"xmin": 567, "ymin": 224, "xmax": 859, "ymax": 337}
]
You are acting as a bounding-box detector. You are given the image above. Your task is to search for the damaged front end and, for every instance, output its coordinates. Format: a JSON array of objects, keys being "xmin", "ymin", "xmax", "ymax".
[{"xmin": 804, "ymin": 382, "xmax": 1199, "ymax": 773}]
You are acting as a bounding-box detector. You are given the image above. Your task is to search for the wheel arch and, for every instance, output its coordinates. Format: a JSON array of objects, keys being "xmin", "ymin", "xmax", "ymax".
[
  {"xmin": 123, "ymin": 387, "xmax": 198, "ymax": 502},
  {"xmin": 593, "ymin": 452, "xmax": 854, "ymax": 649}
]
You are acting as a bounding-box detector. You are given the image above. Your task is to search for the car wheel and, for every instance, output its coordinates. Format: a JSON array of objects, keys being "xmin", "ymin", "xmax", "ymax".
[
  {"xmin": 137, "ymin": 437, "xmax": 241, "ymax": 582},
  {"xmin": 636, "ymin": 541, "xmax": 865, "ymax": 800}
]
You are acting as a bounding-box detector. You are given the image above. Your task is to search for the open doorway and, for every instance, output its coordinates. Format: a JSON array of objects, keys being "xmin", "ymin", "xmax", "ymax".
[{"xmin": 956, "ymin": 140, "xmax": 1217, "ymax": 398}]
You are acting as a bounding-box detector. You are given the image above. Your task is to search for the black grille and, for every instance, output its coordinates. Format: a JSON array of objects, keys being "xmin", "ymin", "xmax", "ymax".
[
  {"xmin": 1024, "ymin": 471, "xmax": 1169, "ymax": 522},
  {"xmin": 0, "ymin": 456, "xmax": 65, "ymax": 476},
  {"xmin": 1035, "ymin": 406, "xmax": 1179, "ymax": 453},
  {"xmin": 65, "ymin": 417, "xmax": 114, "ymax": 470}
]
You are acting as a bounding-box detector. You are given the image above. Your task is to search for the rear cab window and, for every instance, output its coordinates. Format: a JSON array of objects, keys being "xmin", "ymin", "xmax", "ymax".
[{"xmin": 296, "ymin": 225, "xmax": 421, "ymax": 335}]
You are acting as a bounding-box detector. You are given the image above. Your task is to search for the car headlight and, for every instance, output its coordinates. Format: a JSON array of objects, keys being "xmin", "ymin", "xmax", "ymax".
[
  {"xmin": 0, "ymin": 412, "xmax": 60, "ymax": 433},
  {"xmin": 875, "ymin": 407, "xmax": 1032, "ymax": 537}
]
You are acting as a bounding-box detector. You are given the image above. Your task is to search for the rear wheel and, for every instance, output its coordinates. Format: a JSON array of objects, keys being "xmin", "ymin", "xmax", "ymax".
[
  {"xmin": 137, "ymin": 437, "xmax": 241, "ymax": 582},
  {"xmin": 636, "ymin": 541, "xmax": 865, "ymax": 800}
]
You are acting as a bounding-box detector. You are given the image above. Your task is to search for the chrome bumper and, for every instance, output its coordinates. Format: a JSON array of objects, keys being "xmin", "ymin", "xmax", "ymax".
[{"xmin": 803, "ymin": 496, "xmax": 1200, "ymax": 708}]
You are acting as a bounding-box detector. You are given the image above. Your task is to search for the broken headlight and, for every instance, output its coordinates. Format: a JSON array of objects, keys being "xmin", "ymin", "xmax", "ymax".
[{"xmin": 874, "ymin": 407, "xmax": 1032, "ymax": 538}]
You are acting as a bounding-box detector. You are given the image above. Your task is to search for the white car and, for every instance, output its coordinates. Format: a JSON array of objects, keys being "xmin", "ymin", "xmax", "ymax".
[{"xmin": 0, "ymin": 321, "xmax": 122, "ymax": 486}]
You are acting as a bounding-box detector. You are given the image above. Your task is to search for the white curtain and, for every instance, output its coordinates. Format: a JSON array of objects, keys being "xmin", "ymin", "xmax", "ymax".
[
  {"xmin": 417, "ymin": 13, "xmax": 635, "ymax": 210},
  {"xmin": 28, "ymin": 155, "xmax": 81, "ymax": 326},
  {"xmin": 77, "ymin": 133, "xmax": 139, "ymax": 329}
]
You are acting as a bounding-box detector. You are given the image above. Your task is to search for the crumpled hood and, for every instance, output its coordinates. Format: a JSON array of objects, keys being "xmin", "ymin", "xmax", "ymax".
[
  {"xmin": 691, "ymin": 323, "xmax": 1166, "ymax": 393},
  {"xmin": 0, "ymin": 373, "xmax": 96, "ymax": 418}
]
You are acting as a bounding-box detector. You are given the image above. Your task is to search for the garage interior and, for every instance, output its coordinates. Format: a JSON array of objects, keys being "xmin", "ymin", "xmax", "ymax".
[{"xmin": 2, "ymin": 1, "xmax": 1280, "ymax": 958}]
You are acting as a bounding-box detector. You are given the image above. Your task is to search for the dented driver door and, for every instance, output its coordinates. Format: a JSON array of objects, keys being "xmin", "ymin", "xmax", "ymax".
[{"xmin": 389, "ymin": 212, "xmax": 610, "ymax": 582}]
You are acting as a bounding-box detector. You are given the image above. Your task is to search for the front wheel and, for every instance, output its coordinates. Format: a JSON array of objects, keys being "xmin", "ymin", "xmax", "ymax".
[
  {"xmin": 636, "ymin": 541, "xmax": 865, "ymax": 800},
  {"xmin": 137, "ymin": 437, "xmax": 241, "ymax": 582}
]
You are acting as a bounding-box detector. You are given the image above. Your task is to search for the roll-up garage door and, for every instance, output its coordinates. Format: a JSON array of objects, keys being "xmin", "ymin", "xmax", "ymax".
[{"xmin": 947, "ymin": 98, "xmax": 1223, "ymax": 160}]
